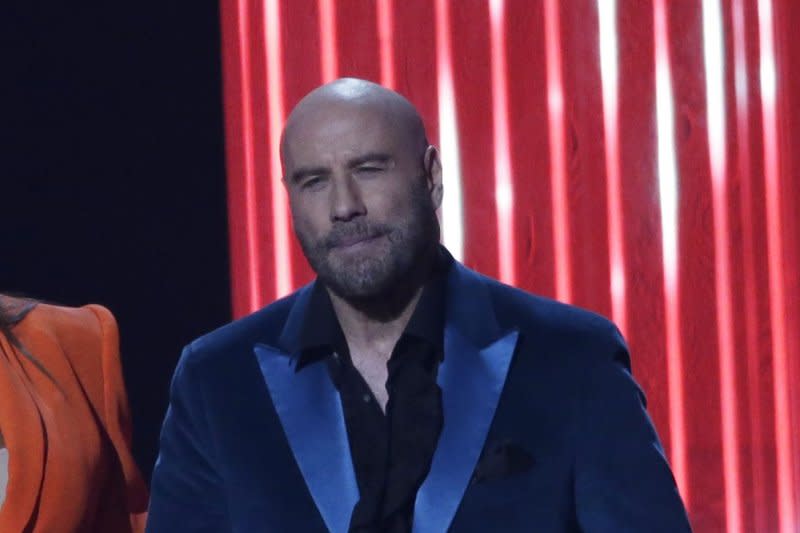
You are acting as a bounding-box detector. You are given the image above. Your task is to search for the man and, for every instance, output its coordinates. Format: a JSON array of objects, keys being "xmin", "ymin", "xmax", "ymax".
[{"xmin": 147, "ymin": 78, "xmax": 691, "ymax": 532}]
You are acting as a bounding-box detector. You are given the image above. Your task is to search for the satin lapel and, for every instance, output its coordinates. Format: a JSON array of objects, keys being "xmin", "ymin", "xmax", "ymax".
[
  {"xmin": 413, "ymin": 327, "xmax": 518, "ymax": 533},
  {"xmin": 254, "ymin": 344, "xmax": 359, "ymax": 533},
  {"xmin": 413, "ymin": 262, "xmax": 519, "ymax": 533}
]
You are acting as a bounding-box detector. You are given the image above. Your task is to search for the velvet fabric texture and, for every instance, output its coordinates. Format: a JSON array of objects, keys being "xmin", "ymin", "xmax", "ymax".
[
  {"xmin": 0, "ymin": 297, "xmax": 148, "ymax": 532},
  {"xmin": 147, "ymin": 261, "xmax": 691, "ymax": 532}
]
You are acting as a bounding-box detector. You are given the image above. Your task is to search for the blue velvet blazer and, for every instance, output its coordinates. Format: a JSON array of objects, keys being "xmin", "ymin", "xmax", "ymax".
[{"xmin": 146, "ymin": 262, "xmax": 691, "ymax": 532}]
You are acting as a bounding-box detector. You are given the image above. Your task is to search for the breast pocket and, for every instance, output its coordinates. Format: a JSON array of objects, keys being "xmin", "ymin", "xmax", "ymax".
[{"xmin": 450, "ymin": 448, "xmax": 574, "ymax": 532}]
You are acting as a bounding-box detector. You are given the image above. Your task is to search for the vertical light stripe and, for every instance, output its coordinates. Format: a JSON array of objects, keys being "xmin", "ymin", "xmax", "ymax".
[
  {"xmin": 758, "ymin": 1, "xmax": 795, "ymax": 531},
  {"xmin": 489, "ymin": 0, "xmax": 516, "ymax": 285},
  {"xmin": 434, "ymin": 0, "xmax": 464, "ymax": 262},
  {"xmin": 264, "ymin": 0, "xmax": 292, "ymax": 298},
  {"xmin": 377, "ymin": 0, "xmax": 395, "ymax": 88},
  {"xmin": 544, "ymin": 0, "xmax": 571, "ymax": 302},
  {"xmin": 237, "ymin": 0, "xmax": 263, "ymax": 312},
  {"xmin": 654, "ymin": 0, "xmax": 689, "ymax": 506},
  {"xmin": 597, "ymin": 0, "xmax": 627, "ymax": 335},
  {"xmin": 703, "ymin": 1, "xmax": 742, "ymax": 531},
  {"xmin": 732, "ymin": 0, "xmax": 768, "ymax": 530},
  {"xmin": 318, "ymin": 0, "xmax": 338, "ymax": 82}
]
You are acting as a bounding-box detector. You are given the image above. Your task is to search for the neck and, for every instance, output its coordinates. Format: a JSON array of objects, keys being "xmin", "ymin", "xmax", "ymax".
[{"xmin": 329, "ymin": 287, "xmax": 423, "ymax": 356}]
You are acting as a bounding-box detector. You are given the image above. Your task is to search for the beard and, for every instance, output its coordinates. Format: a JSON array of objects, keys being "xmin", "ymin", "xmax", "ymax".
[{"xmin": 295, "ymin": 183, "xmax": 439, "ymax": 302}]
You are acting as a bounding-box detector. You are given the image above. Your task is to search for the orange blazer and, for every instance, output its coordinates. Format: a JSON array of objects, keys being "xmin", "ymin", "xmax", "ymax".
[{"xmin": 0, "ymin": 298, "xmax": 148, "ymax": 532}]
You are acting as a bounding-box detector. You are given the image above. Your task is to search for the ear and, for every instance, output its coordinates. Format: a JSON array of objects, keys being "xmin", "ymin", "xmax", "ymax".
[{"xmin": 423, "ymin": 145, "xmax": 443, "ymax": 210}]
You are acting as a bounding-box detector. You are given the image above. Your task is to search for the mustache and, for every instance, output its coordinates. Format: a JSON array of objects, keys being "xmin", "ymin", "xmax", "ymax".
[{"xmin": 323, "ymin": 221, "xmax": 391, "ymax": 248}]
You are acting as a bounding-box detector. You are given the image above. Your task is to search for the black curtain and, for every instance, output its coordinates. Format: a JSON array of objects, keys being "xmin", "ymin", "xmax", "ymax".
[{"xmin": 1, "ymin": 2, "xmax": 231, "ymax": 482}]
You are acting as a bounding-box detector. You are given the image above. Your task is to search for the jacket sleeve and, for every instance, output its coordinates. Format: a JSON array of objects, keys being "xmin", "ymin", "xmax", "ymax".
[
  {"xmin": 574, "ymin": 328, "xmax": 692, "ymax": 532},
  {"xmin": 87, "ymin": 304, "xmax": 150, "ymax": 533},
  {"xmin": 146, "ymin": 344, "xmax": 230, "ymax": 533}
]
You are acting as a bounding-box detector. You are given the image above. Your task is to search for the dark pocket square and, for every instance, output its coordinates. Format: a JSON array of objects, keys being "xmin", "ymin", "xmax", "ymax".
[{"xmin": 472, "ymin": 440, "xmax": 535, "ymax": 484}]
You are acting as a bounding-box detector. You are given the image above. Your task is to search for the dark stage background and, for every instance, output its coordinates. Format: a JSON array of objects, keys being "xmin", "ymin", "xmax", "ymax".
[{"xmin": 1, "ymin": 2, "xmax": 230, "ymax": 481}]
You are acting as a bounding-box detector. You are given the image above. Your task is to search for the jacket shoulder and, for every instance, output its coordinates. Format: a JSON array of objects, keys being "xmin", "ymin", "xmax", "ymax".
[
  {"xmin": 179, "ymin": 290, "xmax": 300, "ymax": 371},
  {"xmin": 14, "ymin": 301, "xmax": 111, "ymax": 363},
  {"xmin": 478, "ymin": 274, "xmax": 626, "ymax": 362},
  {"xmin": 15, "ymin": 300, "xmax": 107, "ymax": 343},
  {"xmin": 11, "ymin": 301, "xmax": 121, "ymax": 413}
]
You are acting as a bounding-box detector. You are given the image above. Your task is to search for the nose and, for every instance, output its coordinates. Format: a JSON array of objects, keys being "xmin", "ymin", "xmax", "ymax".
[{"xmin": 330, "ymin": 175, "xmax": 366, "ymax": 222}]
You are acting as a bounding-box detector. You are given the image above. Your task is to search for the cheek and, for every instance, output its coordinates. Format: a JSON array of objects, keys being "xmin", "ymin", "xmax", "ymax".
[
  {"xmin": 290, "ymin": 196, "xmax": 329, "ymax": 238},
  {"xmin": 362, "ymin": 181, "xmax": 416, "ymax": 220}
]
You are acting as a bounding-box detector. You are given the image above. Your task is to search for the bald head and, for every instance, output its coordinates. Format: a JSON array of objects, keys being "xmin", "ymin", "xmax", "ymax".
[
  {"xmin": 279, "ymin": 78, "xmax": 443, "ymax": 302},
  {"xmin": 281, "ymin": 78, "xmax": 428, "ymax": 163}
]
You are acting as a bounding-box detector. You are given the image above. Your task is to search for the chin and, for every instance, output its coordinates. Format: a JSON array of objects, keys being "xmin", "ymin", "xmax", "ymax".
[
  {"xmin": 327, "ymin": 264, "xmax": 396, "ymax": 299},
  {"xmin": 308, "ymin": 227, "xmax": 434, "ymax": 299}
]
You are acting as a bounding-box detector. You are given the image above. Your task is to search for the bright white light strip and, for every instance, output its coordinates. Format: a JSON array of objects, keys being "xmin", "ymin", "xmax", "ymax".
[
  {"xmin": 732, "ymin": 1, "xmax": 768, "ymax": 531},
  {"xmin": 544, "ymin": 0, "xmax": 571, "ymax": 303},
  {"xmin": 597, "ymin": 0, "xmax": 618, "ymax": 104},
  {"xmin": 702, "ymin": 1, "xmax": 743, "ymax": 532},
  {"xmin": 703, "ymin": 0, "xmax": 726, "ymax": 184},
  {"xmin": 236, "ymin": 0, "xmax": 262, "ymax": 312},
  {"xmin": 437, "ymin": 71, "xmax": 465, "ymax": 262},
  {"xmin": 377, "ymin": 0, "xmax": 395, "ymax": 88},
  {"xmin": 597, "ymin": 0, "xmax": 627, "ymax": 335},
  {"xmin": 489, "ymin": 0, "xmax": 516, "ymax": 285},
  {"xmin": 319, "ymin": 0, "xmax": 338, "ymax": 82},
  {"xmin": 435, "ymin": 0, "xmax": 464, "ymax": 262},
  {"xmin": 654, "ymin": 0, "xmax": 689, "ymax": 505},
  {"xmin": 732, "ymin": 0, "xmax": 748, "ymax": 107},
  {"xmin": 265, "ymin": 0, "xmax": 292, "ymax": 298},
  {"xmin": 758, "ymin": 1, "xmax": 795, "ymax": 532},
  {"xmin": 655, "ymin": 21, "xmax": 678, "ymax": 299},
  {"xmin": 759, "ymin": 3, "xmax": 776, "ymax": 108}
]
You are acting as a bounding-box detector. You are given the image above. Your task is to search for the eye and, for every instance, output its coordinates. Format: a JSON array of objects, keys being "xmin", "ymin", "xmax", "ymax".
[
  {"xmin": 355, "ymin": 165, "xmax": 385, "ymax": 175},
  {"xmin": 300, "ymin": 175, "xmax": 327, "ymax": 191}
]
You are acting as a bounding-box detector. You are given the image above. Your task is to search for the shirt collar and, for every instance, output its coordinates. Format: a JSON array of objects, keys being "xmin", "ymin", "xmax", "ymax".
[
  {"xmin": 402, "ymin": 248, "xmax": 450, "ymax": 350},
  {"xmin": 295, "ymin": 282, "xmax": 345, "ymax": 368}
]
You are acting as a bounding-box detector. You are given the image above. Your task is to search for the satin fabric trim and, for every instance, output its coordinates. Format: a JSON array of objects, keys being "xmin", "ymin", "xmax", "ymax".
[
  {"xmin": 412, "ymin": 328, "xmax": 519, "ymax": 533},
  {"xmin": 254, "ymin": 344, "xmax": 360, "ymax": 533}
]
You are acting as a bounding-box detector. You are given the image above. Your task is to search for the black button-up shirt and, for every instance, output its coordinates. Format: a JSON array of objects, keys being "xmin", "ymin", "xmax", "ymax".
[{"xmin": 297, "ymin": 252, "xmax": 451, "ymax": 532}]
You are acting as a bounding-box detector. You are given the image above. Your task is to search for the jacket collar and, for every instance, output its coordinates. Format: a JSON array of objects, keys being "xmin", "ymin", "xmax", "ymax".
[
  {"xmin": 255, "ymin": 259, "xmax": 518, "ymax": 533},
  {"xmin": 275, "ymin": 252, "xmax": 503, "ymax": 358}
]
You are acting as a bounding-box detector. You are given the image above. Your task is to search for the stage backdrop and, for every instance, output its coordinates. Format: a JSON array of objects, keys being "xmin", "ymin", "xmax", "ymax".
[{"xmin": 218, "ymin": 1, "xmax": 800, "ymax": 532}]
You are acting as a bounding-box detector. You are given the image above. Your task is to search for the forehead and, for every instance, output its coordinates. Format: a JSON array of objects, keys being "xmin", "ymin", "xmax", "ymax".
[{"xmin": 282, "ymin": 102, "xmax": 411, "ymax": 166}]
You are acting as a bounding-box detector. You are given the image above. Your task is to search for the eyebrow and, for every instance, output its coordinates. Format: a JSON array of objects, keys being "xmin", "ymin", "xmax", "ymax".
[
  {"xmin": 288, "ymin": 166, "xmax": 330, "ymax": 184},
  {"xmin": 287, "ymin": 153, "xmax": 394, "ymax": 184},
  {"xmin": 347, "ymin": 153, "xmax": 393, "ymax": 169}
]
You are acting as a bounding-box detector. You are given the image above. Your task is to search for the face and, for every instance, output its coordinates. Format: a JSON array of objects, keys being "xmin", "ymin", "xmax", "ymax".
[{"xmin": 282, "ymin": 102, "xmax": 442, "ymax": 300}]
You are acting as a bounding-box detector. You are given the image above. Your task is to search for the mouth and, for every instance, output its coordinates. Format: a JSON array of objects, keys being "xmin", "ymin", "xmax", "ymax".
[{"xmin": 330, "ymin": 233, "xmax": 385, "ymax": 251}]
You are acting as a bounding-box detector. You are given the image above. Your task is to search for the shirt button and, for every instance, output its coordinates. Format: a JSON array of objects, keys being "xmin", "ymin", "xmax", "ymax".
[
  {"xmin": 362, "ymin": 393, "xmax": 371, "ymax": 403},
  {"xmin": 332, "ymin": 351, "xmax": 339, "ymax": 360}
]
